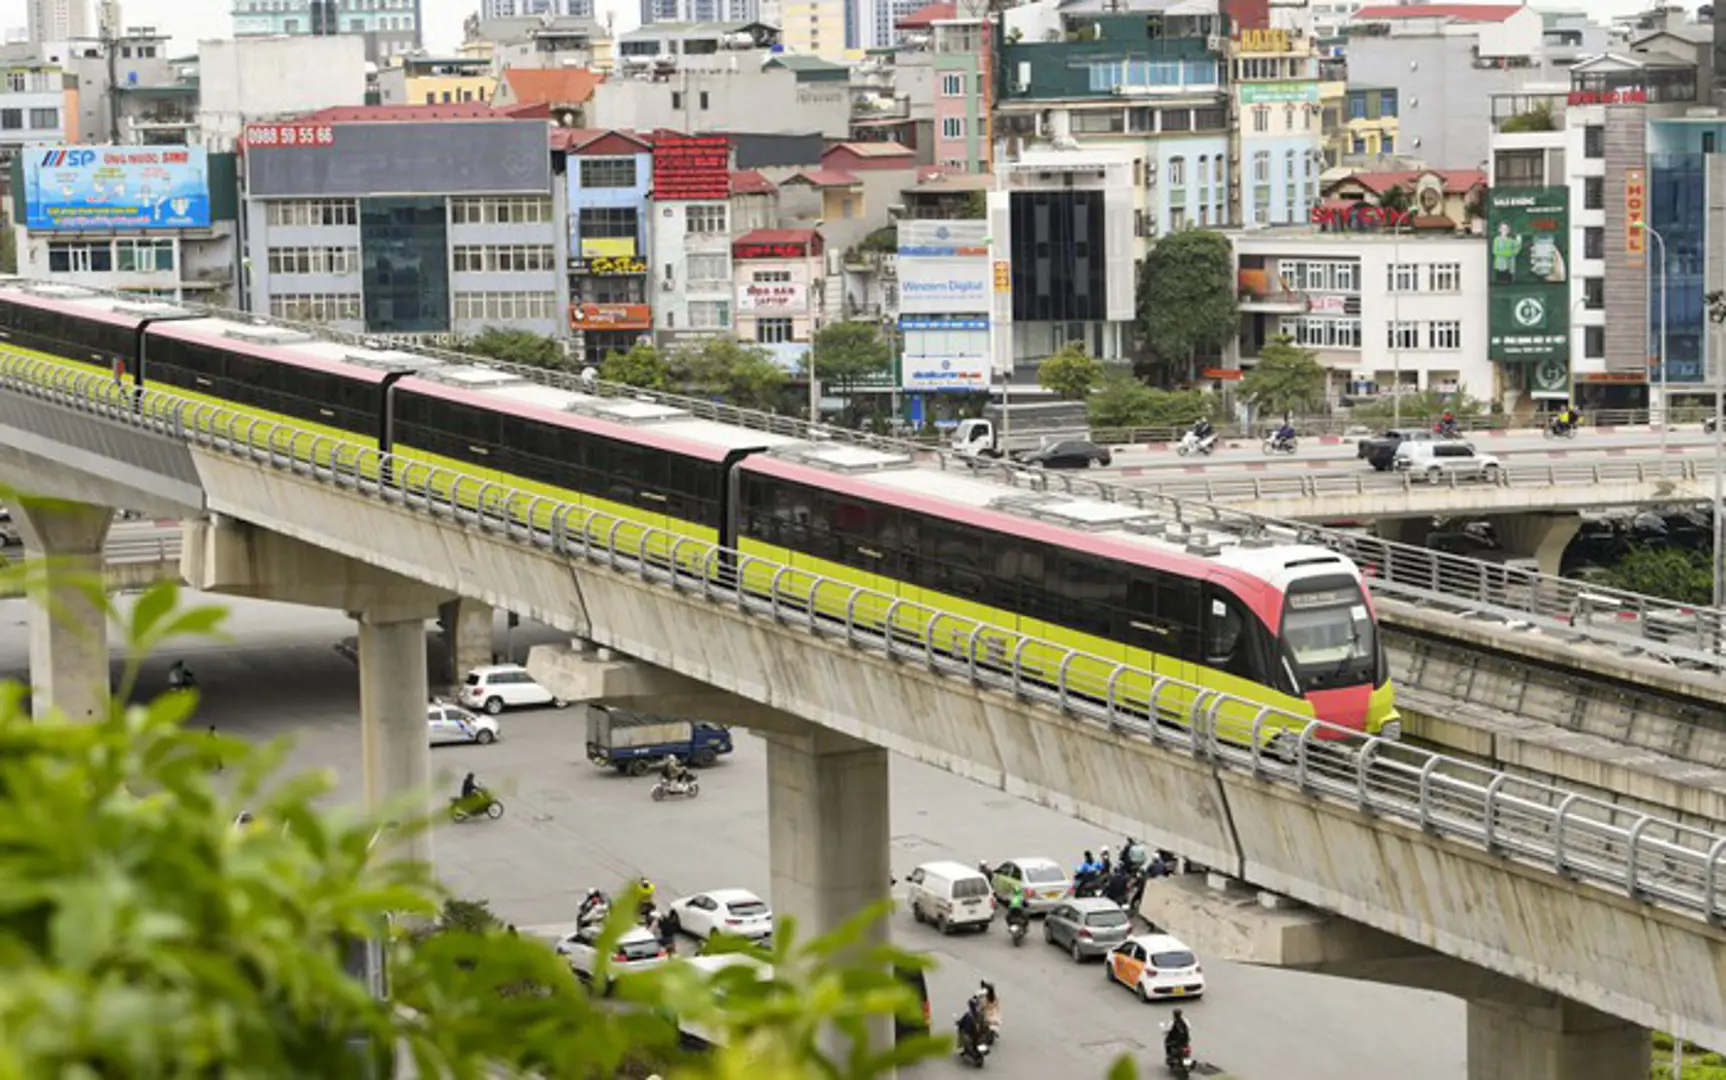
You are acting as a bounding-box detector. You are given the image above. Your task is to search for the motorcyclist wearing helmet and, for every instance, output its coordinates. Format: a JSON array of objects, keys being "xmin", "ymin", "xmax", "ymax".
[
  {"xmin": 577, "ymin": 887, "xmax": 608, "ymax": 928},
  {"xmin": 1005, "ymin": 891, "xmax": 1029, "ymax": 933},
  {"xmin": 460, "ymin": 771, "xmax": 483, "ymax": 801},
  {"xmin": 1190, "ymin": 417, "xmax": 1214, "ymax": 441},
  {"xmin": 660, "ymin": 755, "xmax": 689, "ymax": 785},
  {"xmin": 1166, "ymin": 1007, "xmax": 1192, "ymax": 1060}
]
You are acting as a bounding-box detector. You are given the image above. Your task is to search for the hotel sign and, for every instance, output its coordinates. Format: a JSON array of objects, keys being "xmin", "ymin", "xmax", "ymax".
[
  {"xmin": 1624, "ymin": 167, "xmax": 1646, "ymax": 269},
  {"xmin": 1238, "ymin": 28, "xmax": 1289, "ymax": 52}
]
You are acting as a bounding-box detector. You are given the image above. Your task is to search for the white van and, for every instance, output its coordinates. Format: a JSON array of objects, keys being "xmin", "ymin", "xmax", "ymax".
[{"xmin": 905, "ymin": 860, "xmax": 996, "ymax": 934}]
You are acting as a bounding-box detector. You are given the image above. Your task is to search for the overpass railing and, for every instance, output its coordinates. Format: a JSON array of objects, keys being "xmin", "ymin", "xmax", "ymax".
[
  {"xmin": 1113, "ymin": 459, "xmax": 1705, "ymax": 504},
  {"xmin": 4, "ymin": 357, "xmax": 1726, "ymax": 927},
  {"xmin": 0, "ymin": 338, "xmax": 1716, "ymax": 670}
]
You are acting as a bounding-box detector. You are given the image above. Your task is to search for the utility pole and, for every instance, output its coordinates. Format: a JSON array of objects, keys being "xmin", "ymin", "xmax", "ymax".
[{"xmin": 100, "ymin": 0, "xmax": 120, "ymax": 143}]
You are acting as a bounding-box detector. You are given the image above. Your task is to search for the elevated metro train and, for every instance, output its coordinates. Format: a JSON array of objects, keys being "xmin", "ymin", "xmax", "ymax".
[{"xmin": 0, "ymin": 282, "xmax": 1398, "ymax": 741}]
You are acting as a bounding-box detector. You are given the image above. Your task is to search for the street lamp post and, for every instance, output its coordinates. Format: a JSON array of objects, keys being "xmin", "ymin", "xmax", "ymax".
[
  {"xmin": 1713, "ymin": 315, "xmax": 1725, "ymax": 614},
  {"xmin": 1634, "ymin": 221, "xmax": 1669, "ymax": 467},
  {"xmin": 1390, "ymin": 219, "xmax": 1411, "ymax": 429}
]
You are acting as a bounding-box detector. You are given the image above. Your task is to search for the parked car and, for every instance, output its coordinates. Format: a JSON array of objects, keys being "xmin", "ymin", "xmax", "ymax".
[
  {"xmin": 1042, "ymin": 897, "xmax": 1132, "ymax": 961},
  {"xmin": 1392, "ymin": 441, "xmax": 1503, "ymax": 483},
  {"xmin": 458, "ymin": 663, "xmax": 567, "ymax": 715},
  {"xmin": 904, "ymin": 860, "xmax": 996, "ymax": 934},
  {"xmin": 1017, "ymin": 439, "xmax": 1112, "ymax": 469},
  {"xmin": 665, "ymin": 889, "xmax": 774, "ymax": 944},
  {"xmin": 988, "ymin": 857, "xmax": 1072, "ymax": 913},
  {"xmin": 428, "ymin": 701, "xmax": 499, "ymax": 745},
  {"xmin": 1105, "ymin": 932, "xmax": 1206, "ymax": 1002},
  {"xmin": 1357, "ymin": 428, "xmax": 1434, "ymax": 471},
  {"xmin": 556, "ymin": 924, "xmax": 669, "ymax": 981}
]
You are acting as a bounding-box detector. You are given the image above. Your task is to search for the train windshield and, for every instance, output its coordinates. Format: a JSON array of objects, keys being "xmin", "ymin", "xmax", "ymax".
[{"xmin": 1280, "ymin": 578, "xmax": 1376, "ymax": 692}]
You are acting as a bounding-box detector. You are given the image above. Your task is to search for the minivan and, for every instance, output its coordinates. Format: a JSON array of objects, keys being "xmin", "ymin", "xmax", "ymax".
[
  {"xmin": 905, "ymin": 860, "xmax": 996, "ymax": 934},
  {"xmin": 458, "ymin": 663, "xmax": 568, "ymax": 714}
]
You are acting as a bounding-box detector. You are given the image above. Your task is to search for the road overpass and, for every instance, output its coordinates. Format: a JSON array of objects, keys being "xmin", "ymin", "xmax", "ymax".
[
  {"xmin": 0, "ymin": 361, "xmax": 1719, "ymax": 1077},
  {"xmin": 0, "ymin": 518, "xmax": 182, "ymax": 599}
]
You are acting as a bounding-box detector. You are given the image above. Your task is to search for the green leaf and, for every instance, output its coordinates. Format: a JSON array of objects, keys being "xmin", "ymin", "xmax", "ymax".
[{"xmin": 127, "ymin": 581, "xmax": 180, "ymax": 650}]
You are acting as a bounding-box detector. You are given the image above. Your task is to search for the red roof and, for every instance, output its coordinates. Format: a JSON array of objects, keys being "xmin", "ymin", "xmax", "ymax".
[
  {"xmin": 501, "ymin": 67, "xmax": 603, "ymax": 106},
  {"xmin": 735, "ymin": 227, "xmax": 822, "ymax": 246},
  {"xmin": 897, "ymin": 2, "xmax": 955, "ymax": 28},
  {"xmin": 551, "ymin": 127, "xmax": 652, "ymax": 152},
  {"xmin": 783, "ymin": 168, "xmax": 862, "ymax": 188},
  {"xmin": 730, "ymin": 169, "xmax": 778, "ymax": 195},
  {"xmin": 292, "ymin": 103, "xmax": 502, "ymax": 122},
  {"xmin": 1335, "ymin": 168, "xmax": 1488, "ymax": 195},
  {"xmin": 1352, "ymin": 3, "xmax": 1524, "ymax": 22}
]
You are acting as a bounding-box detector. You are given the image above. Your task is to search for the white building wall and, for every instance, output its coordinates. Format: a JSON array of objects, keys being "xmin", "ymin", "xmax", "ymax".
[
  {"xmin": 195, "ymin": 36, "xmax": 368, "ymax": 151},
  {"xmin": 589, "ymin": 69, "xmax": 850, "ymax": 139}
]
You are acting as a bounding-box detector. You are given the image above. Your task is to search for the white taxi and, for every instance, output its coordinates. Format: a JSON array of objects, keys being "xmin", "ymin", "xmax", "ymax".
[
  {"xmin": 666, "ymin": 889, "xmax": 774, "ymax": 944},
  {"xmin": 1105, "ymin": 933, "xmax": 1205, "ymax": 1003},
  {"xmin": 555, "ymin": 924, "xmax": 669, "ymax": 981}
]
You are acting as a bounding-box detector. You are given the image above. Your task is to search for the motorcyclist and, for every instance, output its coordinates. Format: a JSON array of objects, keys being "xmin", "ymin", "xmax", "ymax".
[
  {"xmin": 577, "ymin": 888, "xmax": 608, "ymax": 927},
  {"xmin": 977, "ymin": 981, "xmax": 1001, "ymax": 1035},
  {"xmin": 168, "ymin": 660, "xmax": 195, "ymax": 689},
  {"xmin": 1098, "ymin": 846, "xmax": 1113, "ymax": 876},
  {"xmin": 1273, "ymin": 420, "xmax": 1296, "ymax": 446},
  {"xmin": 660, "ymin": 755, "xmax": 689, "ymax": 787},
  {"xmin": 1436, "ymin": 410, "xmax": 1459, "ymax": 437},
  {"xmin": 1165, "ymin": 1007, "xmax": 1192, "ymax": 1061},
  {"xmin": 1074, "ymin": 850, "xmax": 1102, "ymax": 895},
  {"xmin": 956, "ymin": 994, "xmax": 986, "ymax": 1059},
  {"xmin": 637, "ymin": 877, "xmax": 658, "ymax": 923},
  {"xmin": 1004, "ymin": 892, "xmax": 1029, "ymax": 935},
  {"xmin": 460, "ymin": 771, "xmax": 482, "ymax": 801},
  {"xmin": 1122, "ymin": 837, "xmax": 1149, "ymax": 874},
  {"xmin": 1554, "ymin": 404, "xmax": 1581, "ymax": 433},
  {"xmin": 1190, "ymin": 418, "xmax": 1215, "ymax": 442}
]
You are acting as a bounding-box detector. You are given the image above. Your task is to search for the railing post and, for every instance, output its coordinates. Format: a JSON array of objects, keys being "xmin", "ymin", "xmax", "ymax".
[
  {"xmin": 604, "ymin": 519, "xmax": 625, "ymax": 572},
  {"xmin": 1010, "ymin": 637, "xmax": 1032, "ymax": 699},
  {"xmin": 768, "ymin": 567, "xmax": 789, "ymax": 622},
  {"xmin": 1355, "ymin": 737, "xmax": 1383, "ymax": 812},
  {"xmin": 1482, "ymin": 773, "xmax": 1508, "ymax": 852},
  {"xmin": 1705, "ymin": 836, "xmax": 1726, "ymax": 923},
  {"xmin": 1056, "ymin": 652, "xmax": 1076, "ymax": 713},
  {"xmin": 1625, "ymin": 815, "xmax": 1653, "ymax": 899},
  {"xmin": 1106, "ymin": 666, "xmax": 1127, "ymax": 729},
  {"xmin": 845, "ymin": 587, "xmax": 865, "ymax": 639},
  {"xmin": 1293, "ymin": 720, "xmax": 1321, "ymax": 791},
  {"xmin": 964, "ymin": 626, "xmax": 982, "ymax": 684},
  {"xmin": 1416, "ymin": 755, "xmax": 1442, "ymax": 830},
  {"xmin": 1552, "ymin": 793, "xmax": 1580, "ymax": 875},
  {"xmin": 1247, "ymin": 708, "xmax": 1273, "ymax": 774}
]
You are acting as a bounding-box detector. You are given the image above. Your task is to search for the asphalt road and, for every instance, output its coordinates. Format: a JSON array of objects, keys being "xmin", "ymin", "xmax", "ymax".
[{"xmin": 0, "ymin": 592, "xmax": 1467, "ymax": 1080}]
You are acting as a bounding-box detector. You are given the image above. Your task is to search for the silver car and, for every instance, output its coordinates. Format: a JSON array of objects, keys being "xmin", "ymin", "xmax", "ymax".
[
  {"xmin": 1042, "ymin": 897, "xmax": 1132, "ymax": 962},
  {"xmin": 1392, "ymin": 440, "xmax": 1502, "ymax": 483}
]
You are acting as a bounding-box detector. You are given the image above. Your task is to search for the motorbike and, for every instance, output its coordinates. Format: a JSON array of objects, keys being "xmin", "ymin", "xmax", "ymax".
[
  {"xmin": 1176, "ymin": 431, "xmax": 1218, "ymax": 457},
  {"xmin": 651, "ymin": 775, "xmax": 701, "ymax": 801},
  {"xmin": 1544, "ymin": 418, "xmax": 1578, "ymax": 439},
  {"xmin": 955, "ymin": 1016, "xmax": 993, "ymax": 1067},
  {"xmin": 1162, "ymin": 1023, "xmax": 1195, "ymax": 1079},
  {"xmin": 167, "ymin": 665, "xmax": 197, "ymax": 690},
  {"xmin": 449, "ymin": 791, "xmax": 504, "ymax": 822},
  {"xmin": 1434, "ymin": 421, "xmax": 1462, "ymax": 440},
  {"xmin": 1007, "ymin": 914, "xmax": 1028, "ymax": 947},
  {"xmin": 1261, "ymin": 433, "xmax": 1297, "ymax": 455}
]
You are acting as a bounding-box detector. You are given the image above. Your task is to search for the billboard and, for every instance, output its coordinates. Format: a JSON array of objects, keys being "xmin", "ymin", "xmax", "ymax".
[
  {"xmin": 898, "ymin": 220, "xmax": 992, "ymax": 389},
  {"xmin": 246, "ymin": 121, "xmax": 551, "ymax": 197},
  {"xmin": 652, "ymin": 135, "xmax": 730, "ymax": 201},
  {"xmin": 737, "ymin": 281, "xmax": 807, "ymax": 311},
  {"xmin": 571, "ymin": 303, "xmax": 652, "ymax": 330},
  {"xmin": 24, "ymin": 146, "xmax": 211, "ymax": 231},
  {"xmin": 1487, "ymin": 186, "xmax": 1570, "ymax": 393}
]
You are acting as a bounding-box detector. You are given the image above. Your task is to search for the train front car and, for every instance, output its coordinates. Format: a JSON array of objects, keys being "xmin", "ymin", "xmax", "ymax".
[{"xmin": 1218, "ymin": 542, "xmax": 1398, "ymax": 741}]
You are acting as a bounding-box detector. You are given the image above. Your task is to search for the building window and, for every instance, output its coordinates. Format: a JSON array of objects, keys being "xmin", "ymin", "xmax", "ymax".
[
  {"xmin": 1283, "ymin": 259, "xmax": 1359, "ymax": 293},
  {"xmin": 1584, "ymin": 176, "xmax": 1604, "ymax": 210},
  {"xmin": 941, "ymin": 73, "xmax": 964, "ymax": 96},
  {"xmin": 1252, "ymin": 151, "xmax": 1270, "ymax": 184},
  {"xmin": 1585, "ymin": 325, "xmax": 1605, "ymax": 358},
  {"xmin": 1427, "ymin": 320, "xmax": 1460, "ymax": 350},
  {"xmin": 116, "ymin": 239, "xmax": 174, "ymax": 272},
  {"xmin": 753, "ymin": 269, "xmax": 791, "ymax": 283},
  {"xmin": 756, "ymin": 317, "xmax": 795, "ymax": 343},
  {"xmin": 579, "ymin": 157, "xmax": 637, "ymax": 188},
  {"xmin": 1167, "ymin": 156, "xmax": 1185, "ymax": 186},
  {"xmin": 1388, "ymin": 321, "xmax": 1420, "ymax": 350},
  {"xmin": 1253, "ymin": 106, "xmax": 1269, "ymax": 133},
  {"xmin": 449, "ymin": 196, "xmax": 552, "ymax": 225},
  {"xmin": 671, "ymin": 91, "xmax": 683, "ymax": 109},
  {"xmin": 27, "ymin": 107, "xmax": 57, "ymax": 129},
  {"xmin": 1283, "ymin": 105, "xmax": 1295, "ymax": 130},
  {"xmin": 1291, "ymin": 315, "xmax": 1361, "ymax": 349},
  {"xmin": 46, "ymin": 242, "xmax": 112, "ymax": 273},
  {"xmin": 1583, "ymin": 125, "xmax": 1604, "ymax": 159},
  {"xmin": 451, "ymin": 291, "xmax": 558, "ymax": 321},
  {"xmin": 451, "ymin": 244, "xmax": 556, "ymax": 272},
  {"xmin": 1194, "ymin": 105, "xmax": 1227, "ymax": 129},
  {"xmin": 1387, "ymin": 263, "xmax": 1419, "ymax": 292},
  {"xmin": 577, "ymin": 207, "xmax": 638, "ymax": 239},
  {"xmin": 1349, "ymin": 95, "xmax": 1366, "ymax": 120},
  {"xmin": 685, "ymin": 253, "xmax": 729, "ymax": 284},
  {"xmin": 266, "ymin": 246, "xmax": 359, "ymax": 275},
  {"xmin": 268, "ymin": 293, "xmax": 362, "ymax": 322},
  {"xmin": 1284, "ymin": 151, "xmax": 1296, "ymax": 179},
  {"xmin": 1379, "ymin": 89, "xmax": 1397, "ymax": 117},
  {"xmin": 0, "ymin": 109, "xmax": 20, "ymax": 130},
  {"xmin": 1429, "ymin": 263, "xmax": 1460, "ymax": 292},
  {"xmin": 941, "ymin": 116, "xmax": 966, "ymax": 139},
  {"xmin": 689, "ymin": 299, "xmax": 731, "ymax": 328},
  {"xmin": 699, "ymin": 91, "xmax": 709, "ymax": 110},
  {"xmin": 1169, "ymin": 206, "xmax": 1187, "ymax": 231},
  {"xmin": 266, "ymin": 199, "xmax": 359, "ymax": 227},
  {"xmin": 1583, "ymin": 276, "xmax": 1604, "ymax": 309},
  {"xmin": 686, "ymin": 204, "xmax": 727, "ymax": 234},
  {"xmin": 1584, "ymin": 227, "xmax": 1603, "ymax": 260}
]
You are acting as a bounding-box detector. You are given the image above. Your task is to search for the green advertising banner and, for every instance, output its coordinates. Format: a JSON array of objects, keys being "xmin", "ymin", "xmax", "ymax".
[{"xmin": 1487, "ymin": 186, "xmax": 1570, "ymax": 397}]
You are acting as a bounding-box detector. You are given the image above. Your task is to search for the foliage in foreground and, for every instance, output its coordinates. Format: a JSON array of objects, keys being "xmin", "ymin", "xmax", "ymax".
[
  {"xmin": 0, "ymin": 567, "xmax": 966, "ymax": 1079},
  {"xmin": 1601, "ymin": 545, "xmax": 1714, "ymax": 606}
]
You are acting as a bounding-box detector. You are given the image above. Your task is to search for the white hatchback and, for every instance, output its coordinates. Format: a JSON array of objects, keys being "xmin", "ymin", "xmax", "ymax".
[
  {"xmin": 555, "ymin": 924, "xmax": 669, "ymax": 981},
  {"xmin": 667, "ymin": 889, "xmax": 774, "ymax": 944},
  {"xmin": 458, "ymin": 664, "xmax": 567, "ymax": 715},
  {"xmin": 1105, "ymin": 932, "xmax": 1206, "ymax": 1003},
  {"xmin": 427, "ymin": 701, "xmax": 499, "ymax": 745}
]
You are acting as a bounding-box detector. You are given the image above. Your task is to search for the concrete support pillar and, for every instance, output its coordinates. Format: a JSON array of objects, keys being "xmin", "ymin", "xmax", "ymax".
[
  {"xmin": 1467, "ymin": 997, "xmax": 1650, "ymax": 1080},
  {"xmin": 15, "ymin": 501, "xmax": 113, "ymax": 722},
  {"xmin": 355, "ymin": 604, "xmax": 437, "ymax": 870},
  {"xmin": 1488, "ymin": 513, "xmax": 1583, "ymax": 578},
  {"xmin": 764, "ymin": 724, "xmax": 893, "ymax": 1056},
  {"xmin": 437, "ymin": 597, "xmax": 495, "ymax": 690}
]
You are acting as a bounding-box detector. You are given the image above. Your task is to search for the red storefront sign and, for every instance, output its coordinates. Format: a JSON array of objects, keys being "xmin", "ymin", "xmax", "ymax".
[
  {"xmin": 571, "ymin": 303, "xmax": 653, "ymax": 330},
  {"xmin": 1567, "ymin": 89, "xmax": 1647, "ymax": 106},
  {"xmin": 734, "ymin": 241, "xmax": 808, "ymax": 259},
  {"xmin": 651, "ymin": 135, "xmax": 730, "ymax": 201},
  {"xmin": 1202, "ymin": 367, "xmax": 1244, "ymax": 381},
  {"xmin": 1310, "ymin": 204, "xmax": 1415, "ymax": 230},
  {"xmin": 244, "ymin": 123, "xmax": 336, "ymax": 149}
]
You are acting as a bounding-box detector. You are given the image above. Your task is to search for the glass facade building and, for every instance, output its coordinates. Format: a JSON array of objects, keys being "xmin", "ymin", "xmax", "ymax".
[
  {"xmin": 1647, "ymin": 152, "xmax": 1705, "ymax": 384},
  {"xmin": 360, "ymin": 197, "xmax": 450, "ymax": 335}
]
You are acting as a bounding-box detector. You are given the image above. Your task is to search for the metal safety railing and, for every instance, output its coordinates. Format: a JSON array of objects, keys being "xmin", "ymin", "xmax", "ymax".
[
  {"xmin": 1124, "ymin": 458, "xmax": 1705, "ymax": 503},
  {"xmin": 2, "ymin": 356, "xmax": 1725, "ymax": 927},
  {"xmin": 102, "ymin": 521, "xmax": 184, "ymax": 564}
]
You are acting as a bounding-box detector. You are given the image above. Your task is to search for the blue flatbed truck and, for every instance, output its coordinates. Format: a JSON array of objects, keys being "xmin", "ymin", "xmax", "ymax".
[{"xmin": 585, "ymin": 704, "xmax": 734, "ymax": 775}]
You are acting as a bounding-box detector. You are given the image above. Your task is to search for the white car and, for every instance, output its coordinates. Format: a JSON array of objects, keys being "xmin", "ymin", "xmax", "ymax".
[
  {"xmin": 1392, "ymin": 441, "xmax": 1503, "ymax": 483},
  {"xmin": 428, "ymin": 701, "xmax": 499, "ymax": 745},
  {"xmin": 458, "ymin": 663, "xmax": 568, "ymax": 715},
  {"xmin": 666, "ymin": 889, "xmax": 774, "ymax": 943},
  {"xmin": 1105, "ymin": 932, "xmax": 1206, "ymax": 1003},
  {"xmin": 555, "ymin": 924, "xmax": 669, "ymax": 980}
]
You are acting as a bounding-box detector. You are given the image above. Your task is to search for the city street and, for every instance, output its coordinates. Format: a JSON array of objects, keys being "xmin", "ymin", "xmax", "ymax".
[{"xmin": 0, "ymin": 592, "xmax": 1466, "ymax": 1080}]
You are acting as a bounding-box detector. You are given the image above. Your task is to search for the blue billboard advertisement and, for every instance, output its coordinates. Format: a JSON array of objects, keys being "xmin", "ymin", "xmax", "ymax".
[{"xmin": 24, "ymin": 146, "xmax": 211, "ymax": 231}]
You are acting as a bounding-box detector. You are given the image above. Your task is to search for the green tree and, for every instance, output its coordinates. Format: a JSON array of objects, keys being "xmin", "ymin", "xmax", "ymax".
[
  {"xmin": 1088, "ymin": 371, "xmax": 1219, "ymax": 432},
  {"xmin": 672, "ymin": 337, "xmax": 789, "ymax": 410},
  {"xmin": 1500, "ymin": 100, "xmax": 1558, "ymax": 133},
  {"xmin": 1602, "ymin": 546, "xmax": 1714, "ymax": 606},
  {"xmin": 1378, "ymin": 185, "xmax": 1412, "ymax": 217},
  {"xmin": 812, "ymin": 321, "xmax": 891, "ymax": 388},
  {"xmin": 1351, "ymin": 387, "xmax": 1489, "ymax": 425},
  {"xmin": 1037, "ymin": 342, "xmax": 1104, "ymax": 401},
  {"xmin": 1241, "ymin": 334, "xmax": 1326, "ymax": 418},
  {"xmin": 464, "ymin": 327, "xmax": 574, "ymax": 373},
  {"xmin": 600, "ymin": 342, "xmax": 671, "ymax": 391},
  {"xmin": 0, "ymin": 566, "xmax": 955, "ymax": 1080},
  {"xmin": 1137, "ymin": 230, "xmax": 1238, "ymax": 375}
]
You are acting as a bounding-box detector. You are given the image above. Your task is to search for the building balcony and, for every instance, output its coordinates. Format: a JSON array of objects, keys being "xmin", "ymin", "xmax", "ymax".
[{"xmin": 1238, "ymin": 269, "xmax": 1308, "ymax": 313}]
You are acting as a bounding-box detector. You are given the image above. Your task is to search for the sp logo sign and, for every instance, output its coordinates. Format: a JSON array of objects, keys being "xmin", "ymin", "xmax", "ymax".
[{"xmin": 40, "ymin": 149, "xmax": 96, "ymax": 168}]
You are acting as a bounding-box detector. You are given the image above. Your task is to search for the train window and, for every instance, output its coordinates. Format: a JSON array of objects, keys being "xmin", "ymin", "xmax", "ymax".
[{"xmin": 1202, "ymin": 588, "xmax": 1261, "ymax": 681}]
